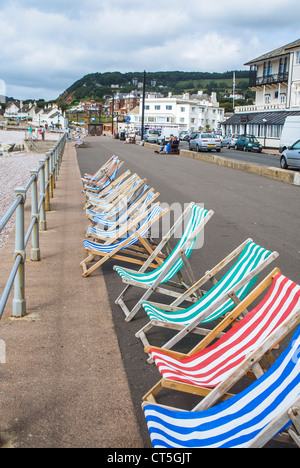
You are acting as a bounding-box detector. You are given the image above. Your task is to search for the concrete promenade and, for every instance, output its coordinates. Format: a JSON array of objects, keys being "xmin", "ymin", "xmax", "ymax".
[{"xmin": 0, "ymin": 142, "xmax": 143, "ymax": 448}]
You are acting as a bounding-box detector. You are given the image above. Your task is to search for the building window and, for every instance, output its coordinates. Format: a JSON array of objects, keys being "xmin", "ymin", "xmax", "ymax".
[
  {"xmin": 280, "ymin": 94, "xmax": 286, "ymax": 104},
  {"xmin": 180, "ymin": 107, "xmax": 185, "ymax": 112},
  {"xmin": 145, "ymin": 105, "xmax": 150, "ymax": 110},
  {"xmin": 265, "ymin": 94, "xmax": 270, "ymax": 104},
  {"xmin": 154, "ymin": 105, "xmax": 161, "ymax": 110},
  {"xmin": 166, "ymin": 105, "xmax": 172, "ymax": 110},
  {"xmin": 296, "ymin": 51, "xmax": 300, "ymax": 64}
]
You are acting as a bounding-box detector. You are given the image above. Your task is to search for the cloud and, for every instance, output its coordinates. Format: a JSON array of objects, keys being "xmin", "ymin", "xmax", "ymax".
[{"xmin": 0, "ymin": 0, "xmax": 299, "ymax": 100}]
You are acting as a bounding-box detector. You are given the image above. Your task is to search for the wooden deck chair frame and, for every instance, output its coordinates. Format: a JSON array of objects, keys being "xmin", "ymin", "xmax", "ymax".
[
  {"xmin": 81, "ymin": 205, "xmax": 169, "ymax": 277},
  {"xmin": 142, "ymin": 268, "xmax": 300, "ymax": 410},
  {"xmin": 142, "ymin": 325, "xmax": 300, "ymax": 448},
  {"xmin": 136, "ymin": 239, "xmax": 279, "ymax": 355},
  {"xmin": 114, "ymin": 203, "xmax": 214, "ymax": 322}
]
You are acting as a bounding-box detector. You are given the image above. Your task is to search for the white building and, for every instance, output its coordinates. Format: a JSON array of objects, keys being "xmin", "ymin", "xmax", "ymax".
[
  {"xmin": 223, "ymin": 39, "xmax": 300, "ymax": 148},
  {"xmin": 128, "ymin": 91, "xmax": 224, "ymax": 134},
  {"xmin": 4, "ymin": 101, "xmax": 67, "ymax": 129},
  {"xmin": 33, "ymin": 105, "xmax": 68, "ymax": 129}
]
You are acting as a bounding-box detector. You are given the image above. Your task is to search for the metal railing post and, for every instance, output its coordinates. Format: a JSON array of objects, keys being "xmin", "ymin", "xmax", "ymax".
[
  {"xmin": 12, "ymin": 187, "xmax": 27, "ymax": 317},
  {"xmin": 54, "ymin": 144, "xmax": 59, "ymax": 182},
  {"xmin": 45, "ymin": 153, "xmax": 51, "ymax": 211},
  {"xmin": 30, "ymin": 170, "xmax": 40, "ymax": 261},
  {"xmin": 49, "ymin": 151, "xmax": 54, "ymax": 198},
  {"xmin": 39, "ymin": 160, "xmax": 47, "ymax": 230}
]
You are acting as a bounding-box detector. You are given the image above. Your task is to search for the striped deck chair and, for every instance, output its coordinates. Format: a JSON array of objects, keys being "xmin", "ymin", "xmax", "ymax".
[
  {"xmin": 84, "ymin": 170, "xmax": 131, "ymax": 202},
  {"xmin": 87, "ymin": 188, "xmax": 159, "ymax": 239},
  {"xmin": 114, "ymin": 203, "xmax": 214, "ymax": 322},
  {"xmin": 82, "ymin": 155, "xmax": 117, "ymax": 182},
  {"xmin": 83, "ymin": 157, "xmax": 123, "ymax": 193},
  {"xmin": 85, "ymin": 176, "xmax": 145, "ymax": 220},
  {"xmin": 142, "ymin": 324, "xmax": 300, "ymax": 448},
  {"xmin": 136, "ymin": 239, "xmax": 278, "ymax": 353},
  {"xmin": 85, "ymin": 173, "xmax": 139, "ymax": 210},
  {"xmin": 143, "ymin": 269, "xmax": 300, "ymax": 409},
  {"xmin": 81, "ymin": 203, "xmax": 169, "ymax": 277}
]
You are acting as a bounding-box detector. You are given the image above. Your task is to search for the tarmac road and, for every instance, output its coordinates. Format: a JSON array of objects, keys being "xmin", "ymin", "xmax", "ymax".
[{"xmin": 76, "ymin": 135, "xmax": 300, "ymax": 448}]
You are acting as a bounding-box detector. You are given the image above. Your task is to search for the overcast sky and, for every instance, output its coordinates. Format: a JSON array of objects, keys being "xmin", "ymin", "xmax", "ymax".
[{"xmin": 0, "ymin": 0, "xmax": 299, "ymax": 100}]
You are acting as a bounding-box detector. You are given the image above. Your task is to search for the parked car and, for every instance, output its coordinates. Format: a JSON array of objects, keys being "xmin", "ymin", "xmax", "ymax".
[
  {"xmin": 234, "ymin": 135, "xmax": 262, "ymax": 153},
  {"xmin": 189, "ymin": 133, "xmax": 221, "ymax": 152},
  {"xmin": 280, "ymin": 139, "xmax": 300, "ymax": 169},
  {"xmin": 184, "ymin": 131, "xmax": 201, "ymax": 142},
  {"xmin": 221, "ymin": 133, "xmax": 241, "ymax": 148},
  {"xmin": 179, "ymin": 131, "xmax": 189, "ymax": 140},
  {"xmin": 144, "ymin": 130, "xmax": 161, "ymax": 143}
]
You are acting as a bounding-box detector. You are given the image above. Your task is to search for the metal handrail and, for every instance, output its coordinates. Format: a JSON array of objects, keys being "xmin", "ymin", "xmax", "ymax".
[{"xmin": 0, "ymin": 132, "xmax": 67, "ymax": 319}]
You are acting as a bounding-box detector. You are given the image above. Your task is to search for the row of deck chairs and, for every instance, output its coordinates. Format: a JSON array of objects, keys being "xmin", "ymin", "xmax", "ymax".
[{"xmin": 80, "ymin": 156, "xmax": 300, "ymax": 449}]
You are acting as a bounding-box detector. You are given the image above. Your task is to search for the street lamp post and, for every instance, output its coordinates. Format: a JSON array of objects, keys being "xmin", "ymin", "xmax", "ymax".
[{"xmin": 141, "ymin": 71, "xmax": 146, "ymax": 141}]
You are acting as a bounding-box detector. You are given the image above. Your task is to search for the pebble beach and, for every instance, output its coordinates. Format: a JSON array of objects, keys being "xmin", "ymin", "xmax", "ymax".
[{"xmin": 0, "ymin": 130, "xmax": 59, "ymax": 249}]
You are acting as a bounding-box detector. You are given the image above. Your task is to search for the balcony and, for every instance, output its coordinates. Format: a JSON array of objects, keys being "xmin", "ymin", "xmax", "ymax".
[{"xmin": 249, "ymin": 72, "xmax": 289, "ymax": 88}]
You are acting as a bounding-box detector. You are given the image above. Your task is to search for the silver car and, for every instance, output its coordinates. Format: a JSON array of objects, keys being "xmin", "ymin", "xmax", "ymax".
[
  {"xmin": 221, "ymin": 133, "xmax": 241, "ymax": 148},
  {"xmin": 189, "ymin": 133, "xmax": 221, "ymax": 152},
  {"xmin": 280, "ymin": 139, "xmax": 300, "ymax": 169}
]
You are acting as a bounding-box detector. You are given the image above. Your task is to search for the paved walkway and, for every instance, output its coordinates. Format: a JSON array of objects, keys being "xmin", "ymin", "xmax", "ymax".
[{"xmin": 0, "ymin": 142, "xmax": 143, "ymax": 448}]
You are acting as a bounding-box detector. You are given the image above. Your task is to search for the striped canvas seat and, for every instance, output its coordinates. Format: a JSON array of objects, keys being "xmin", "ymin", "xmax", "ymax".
[
  {"xmin": 149, "ymin": 273, "xmax": 300, "ymax": 389},
  {"xmin": 143, "ymin": 324, "xmax": 300, "ymax": 448},
  {"xmin": 115, "ymin": 204, "xmax": 211, "ymax": 286},
  {"xmin": 142, "ymin": 241, "xmax": 273, "ymax": 326}
]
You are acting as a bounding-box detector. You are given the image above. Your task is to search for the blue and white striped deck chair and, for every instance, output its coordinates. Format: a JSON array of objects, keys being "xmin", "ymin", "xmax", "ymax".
[
  {"xmin": 87, "ymin": 187, "xmax": 159, "ymax": 239},
  {"xmin": 136, "ymin": 239, "xmax": 278, "ymax": 353},
  {"xmin": 91, "ymin": 187, "xmax": 159, "ymax": 230},
  {"xmin": 114, "ymin": 203, "xmax": 214, "ymax": 322},
  {"xmin": 142, "ymin": 324, "xmax": 300, "ymax": 448},
  {"xmin": 85, "ymin": 176, "xmax": 144, "ymax": 220},
  {"xmin": 85, "ymin": 173, "xmax": 139, "ymax": 213},
  {"xmin": 86, "ymin": 187, "xmax": 156, "ymax": 243},
  {"xmin": 81, "ymin": 203, "xmax": 169, "ymax": 277}
]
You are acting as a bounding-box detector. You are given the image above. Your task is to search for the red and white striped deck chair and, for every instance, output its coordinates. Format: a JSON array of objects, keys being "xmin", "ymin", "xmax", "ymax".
[{"xmin": 143, "ymin": 269, "xmax": 300, "ymax": 411}]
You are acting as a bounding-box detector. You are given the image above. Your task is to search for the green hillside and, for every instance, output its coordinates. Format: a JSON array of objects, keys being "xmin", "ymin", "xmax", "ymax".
[{"xmin": 58, "ymin": 70, "xmax": 253, "ymax": 110}]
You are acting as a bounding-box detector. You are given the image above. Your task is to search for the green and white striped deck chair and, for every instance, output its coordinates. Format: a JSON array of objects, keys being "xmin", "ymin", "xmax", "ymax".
[
  {"xmin": 114, "ymin": 203, "xmax": 214, "ymax": 322},
  {"xmin": 136, "ymin": 239, "xmax": 278, "ymax": 354}
]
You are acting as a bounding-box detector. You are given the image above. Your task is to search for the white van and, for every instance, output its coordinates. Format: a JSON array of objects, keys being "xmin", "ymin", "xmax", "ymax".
[
  {"xmin": 157, "ymin": 126, "xmax": 179, "ymax": 145},
  {"xmin": 279, "ymin": 116, "xmax": 300, "ymax": 153}
]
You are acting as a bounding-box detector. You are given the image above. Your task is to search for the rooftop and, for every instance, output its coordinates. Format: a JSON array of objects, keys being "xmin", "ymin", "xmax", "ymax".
[{"xmin": 244, "ymin": 38, "xmax": 300, "ymax": 66}]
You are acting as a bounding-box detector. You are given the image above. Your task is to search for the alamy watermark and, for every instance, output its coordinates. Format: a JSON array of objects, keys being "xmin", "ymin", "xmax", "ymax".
[{"xmin": 90, "ymin": 201, "xmax": 206, "ymax": 250}]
